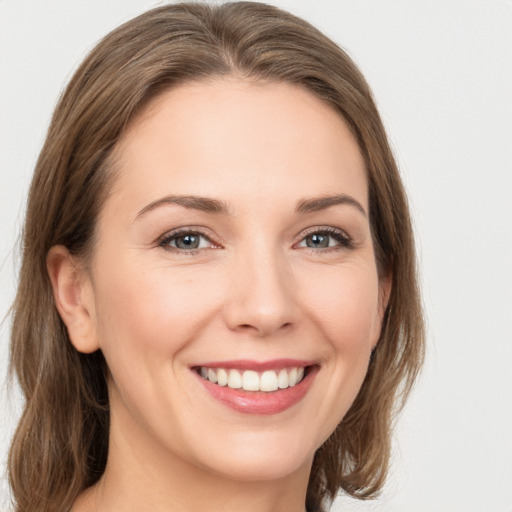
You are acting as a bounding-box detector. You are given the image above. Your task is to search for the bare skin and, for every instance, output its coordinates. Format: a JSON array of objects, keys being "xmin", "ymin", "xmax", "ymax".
[{"xmin": 48, "ymin": 79, "xmax": 389, "ymax": 512}]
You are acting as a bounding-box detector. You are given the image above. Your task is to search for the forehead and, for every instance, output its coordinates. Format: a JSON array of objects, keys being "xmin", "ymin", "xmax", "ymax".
[{"xmin": 109, "ymin": 78, "xmax": 368, "ymax": 214}]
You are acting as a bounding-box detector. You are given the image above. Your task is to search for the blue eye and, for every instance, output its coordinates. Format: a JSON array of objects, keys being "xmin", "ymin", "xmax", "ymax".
[
  {"xmin": 160, "ymin": 231, "xmax": 213, "ymax": 251},
  {"xmin": 297, "ymin": 229, "xmax": 352, "ymax": 250}
]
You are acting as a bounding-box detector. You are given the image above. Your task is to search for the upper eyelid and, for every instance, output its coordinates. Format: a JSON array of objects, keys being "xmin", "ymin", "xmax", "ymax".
[
  {"xmin": 296, "ymin": 225, "xmax": 351, "ymax": 240},
  {"xmin": 158, "ymin": 226, "xmax": 216, "ymax": 239}
]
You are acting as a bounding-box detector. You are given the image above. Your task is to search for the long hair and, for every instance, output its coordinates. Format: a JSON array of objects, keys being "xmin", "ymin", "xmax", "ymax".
[{"xmin": 8, "ymin": 3, "xmax": 425, "ymax": 511}]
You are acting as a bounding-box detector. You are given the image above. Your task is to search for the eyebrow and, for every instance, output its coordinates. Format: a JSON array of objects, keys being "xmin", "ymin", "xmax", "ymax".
[
  {"xmin": 295, "ymin": 194, "xmax": 367, "ymax": 217},
  {"xmin": 136, "ymin": 193, "xmax": 367, "ymax": 219},
  {"xmin": 136, "ymin": 195, "xmax": 230, "ymax": 218}
]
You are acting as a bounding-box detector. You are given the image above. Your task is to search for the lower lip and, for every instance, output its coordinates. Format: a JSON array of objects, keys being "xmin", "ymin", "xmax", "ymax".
[{"xmin": 194, "ymin": 367, "xmax": 318, "ymax": 415}]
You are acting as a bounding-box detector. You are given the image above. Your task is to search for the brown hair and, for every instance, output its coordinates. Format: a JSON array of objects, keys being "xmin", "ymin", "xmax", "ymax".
[{"xmin": 8, "ymin": 3, "xmax": 424, "ymax": 511}]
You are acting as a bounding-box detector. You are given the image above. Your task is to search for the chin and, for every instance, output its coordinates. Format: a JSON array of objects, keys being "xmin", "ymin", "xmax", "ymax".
[
  {"xmin": 206, "ymin": 448, "xmax": 313, "ymax": 483},
  {"xmin": 183, "ymin": 424, "xmax": 321, "ymax": 483}
]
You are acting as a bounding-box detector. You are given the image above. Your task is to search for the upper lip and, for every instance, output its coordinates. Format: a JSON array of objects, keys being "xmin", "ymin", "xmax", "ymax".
[{"xmin": 192, "ymin": 359, "xmax": 317, "ymax": 371}]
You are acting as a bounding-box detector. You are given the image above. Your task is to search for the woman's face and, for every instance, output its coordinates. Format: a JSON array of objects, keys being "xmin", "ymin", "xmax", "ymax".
[{"xmin": 79, "ymin": 79, "xmax": 387, "ymax": 482}]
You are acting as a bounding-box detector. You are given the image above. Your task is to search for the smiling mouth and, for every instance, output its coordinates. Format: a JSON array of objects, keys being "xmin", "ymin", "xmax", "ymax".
[
  {"xmin": 195, "ymin": 366, "xmax": 309, "ymax": 392},
  {"xmin": 192, "ymin": 361, "xmax": 318, "ymax": 414}
]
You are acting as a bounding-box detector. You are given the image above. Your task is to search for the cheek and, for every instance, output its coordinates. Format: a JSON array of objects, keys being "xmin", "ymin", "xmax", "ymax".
[
  {"xmin": 295, "ymin": 262, "xmax": 382, "ymax": 442},
  {"xmin": 302, "ymin": 262, "xmax": 382, "ymax": 353},
  {"xmin": 92, "ymin": 260, "xmax": 221, "ymax": 365}
]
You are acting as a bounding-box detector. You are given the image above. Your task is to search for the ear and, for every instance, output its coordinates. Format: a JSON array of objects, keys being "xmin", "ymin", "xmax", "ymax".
[
  {"xmin": 371, "ymin": 271, "xmax": 393, "ymax": 350},
  {"xmin": 46, "ymin": 245, "xmax": 99, "ymax": 354}
]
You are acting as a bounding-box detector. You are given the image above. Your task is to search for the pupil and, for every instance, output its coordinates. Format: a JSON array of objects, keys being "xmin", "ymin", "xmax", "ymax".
[
  {"xmin": 307, "ymin": 234, "xmax": 328, "ymax": 248},
  {"xmin": 177, "ymin": 234, "xmax": 199, "ymax": 249}
]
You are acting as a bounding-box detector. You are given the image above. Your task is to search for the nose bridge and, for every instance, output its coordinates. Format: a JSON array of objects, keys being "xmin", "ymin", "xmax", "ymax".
[{"xmin": 223, "ymin": 237, "xmax": 298, "ymax": 336}]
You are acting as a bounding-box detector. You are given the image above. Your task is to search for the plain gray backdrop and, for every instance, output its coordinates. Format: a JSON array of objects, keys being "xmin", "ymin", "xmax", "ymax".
[{"xmin": 1, "ymin": 1, "xmax": 511, "ymax": 511}]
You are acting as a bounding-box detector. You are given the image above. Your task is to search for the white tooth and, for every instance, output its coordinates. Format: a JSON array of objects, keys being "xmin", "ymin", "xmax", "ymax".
[
  {"xmin": 217, "ymin": 368, "xmax": 228, "ymax": 386},
  {"xmin": 200, "ymin": 367, "xmax": 208, "ymax": 379},
  {"xmin": 207, "ymin": 368, "xmax": 217, "ymax": 384},
  {"xmin": 260, "ymin": 370, "xmax": 278, "ymax": 392},
  {"xmin": 288, "ymin": 367, "xmax": 298, "ymax": 387},
  {"xmin": 296, "ymin": 367, "xmax": 305, "ymax": 383},
  {"xmin": 227, "ymin": 369, "xmax": 242, "ymax": 389},
  {"xmin": 242, "ymin": 370, "xmax": 260, "ymax": 391},
  {"xmin": 277, "ymin": 368, "xmax": 289, "ymax": 389}
]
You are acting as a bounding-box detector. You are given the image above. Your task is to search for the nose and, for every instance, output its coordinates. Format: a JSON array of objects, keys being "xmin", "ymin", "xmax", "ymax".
[{"xmin": 222, "ymin": 248, "xmax": 299, "ymax": 337}]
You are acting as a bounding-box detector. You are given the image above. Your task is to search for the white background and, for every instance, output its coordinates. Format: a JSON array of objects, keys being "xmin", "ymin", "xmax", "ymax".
[{"xmin": 1, "ymin": 1, "xmax": 511, "ymax": 511}]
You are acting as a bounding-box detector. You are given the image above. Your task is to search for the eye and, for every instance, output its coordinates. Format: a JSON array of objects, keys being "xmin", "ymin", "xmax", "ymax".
[
  {"xmin": 296, "ymin": 228, "xmax": 352, "ymax": 250},
  {"xmin": 159, "ymin": 230, "xmax": 217, "ymax": 252}
]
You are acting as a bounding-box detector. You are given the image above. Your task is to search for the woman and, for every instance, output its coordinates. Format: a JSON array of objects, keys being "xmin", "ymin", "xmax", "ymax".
[{"xmin": 8, "ymin": 2, "xmax": 424, "ymax": 511}]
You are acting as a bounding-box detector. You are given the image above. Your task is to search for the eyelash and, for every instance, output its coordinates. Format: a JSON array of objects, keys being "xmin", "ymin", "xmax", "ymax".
[
  {"xmin": 158, "ymin": 228, "xmax": 219, "ymax": 254},
  {"xmin": 296, "ymin": 226, "xmax": 354, "ymax": 252},
  {"xmin": 158, "ymin": 226, "xmax": 354, "ymax": 254}
]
